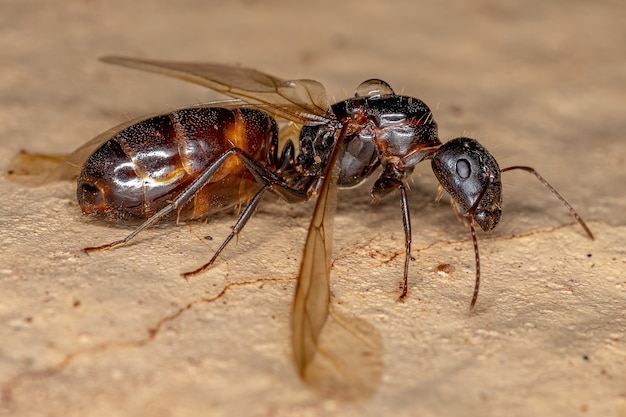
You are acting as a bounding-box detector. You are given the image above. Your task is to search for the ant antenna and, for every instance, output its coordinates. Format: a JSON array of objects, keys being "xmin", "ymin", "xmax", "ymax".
[{"xmin": 501, "ymin": 166, "xmax": 594, "ymax": 240}]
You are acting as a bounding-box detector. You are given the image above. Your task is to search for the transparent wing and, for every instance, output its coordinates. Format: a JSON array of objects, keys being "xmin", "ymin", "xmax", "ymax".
[
  {"xmin": 100, "ymin": 56, "xmax": 332, "ymax": 124},
  {"xmin": 58, "ymin": 56, "xmax": 333, "ymax": 179},
  {"xmin": 291, "ymin": 126, "xmax": 385, "ymax": 398},
  {"xmin": 291, "ymin": 127, "xmax": 344, "ymax": 375}
]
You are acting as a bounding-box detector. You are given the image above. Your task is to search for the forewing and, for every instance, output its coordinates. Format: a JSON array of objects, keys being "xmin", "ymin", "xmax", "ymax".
[
  {"xmin": 100, "ymin": 56, "xmax": 331, "ymax": 124},
  {"xmin": 291, "ymin": 128, "xmax": 385, "ymax": 397},
  {"xmin": 291, "ymin": 127, "xmax": 345, "ymax": 375},
  {"xmin": 61, "ymin": 57, "xmax": 331, "ymax": 179}
]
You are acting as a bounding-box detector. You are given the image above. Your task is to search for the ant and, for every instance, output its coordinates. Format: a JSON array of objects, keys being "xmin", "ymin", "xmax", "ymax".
[{"xmin": 69, "ymin": 56, "xmax": 593, "ymax": 374}]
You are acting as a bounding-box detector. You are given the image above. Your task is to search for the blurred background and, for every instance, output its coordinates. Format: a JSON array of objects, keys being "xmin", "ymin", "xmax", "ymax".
[{"xmin": 1, "ymin": 1, "xmax": 624, "ymax": 416}]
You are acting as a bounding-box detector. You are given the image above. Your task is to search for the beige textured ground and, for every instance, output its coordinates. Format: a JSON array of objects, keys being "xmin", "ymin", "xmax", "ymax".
[{"xmin": 1, "ymin": 1, "xmax": 625, "ymax": 416}]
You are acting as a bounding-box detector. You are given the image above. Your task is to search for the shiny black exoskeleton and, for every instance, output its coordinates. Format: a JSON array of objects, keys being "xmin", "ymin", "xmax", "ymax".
[
  {"xmin": 432, "ymin": 138, "xmax": 502, "ymax": 232},
  {"xmin": 291, "ymin": 83, "xmax": 440, "ymax": 194}
]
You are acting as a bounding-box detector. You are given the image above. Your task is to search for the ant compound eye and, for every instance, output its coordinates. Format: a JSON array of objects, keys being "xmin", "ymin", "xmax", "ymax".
[
  {"xmin": 432, "ymin": 138, "xmax": 503, "ymax": 231},
  {"xmin": 456, "ymin": 158, "xmax": 471, "ymax": 179},
  {"xmin": 354, "ymin": 79, "xmax": 395, "ymax": 99}
]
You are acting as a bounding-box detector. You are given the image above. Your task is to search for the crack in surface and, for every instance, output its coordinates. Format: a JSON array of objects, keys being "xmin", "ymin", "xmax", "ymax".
[
  {"xmin": 0, "ymin": 222, "xmax": 589, "ymax": 410},
  {"xmin": 0, "ymin": 276, "xmax": 296, "ymax": 409}
]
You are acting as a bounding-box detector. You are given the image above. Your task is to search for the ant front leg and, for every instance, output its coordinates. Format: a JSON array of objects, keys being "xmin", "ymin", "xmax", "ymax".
[{"xmin": 372, "ymin": 164, "xmax": 413, "ymax": 299}]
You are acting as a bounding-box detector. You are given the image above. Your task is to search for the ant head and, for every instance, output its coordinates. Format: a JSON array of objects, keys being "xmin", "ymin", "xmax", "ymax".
[{"xmin": 432, "ymin": 137, "xmax": 502, "ymax": 231}]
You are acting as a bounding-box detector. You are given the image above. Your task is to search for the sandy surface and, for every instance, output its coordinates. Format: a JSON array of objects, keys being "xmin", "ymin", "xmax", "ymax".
[{"xmin": 1, "ymin": 1, "xmax": 625, "ymax": 416}]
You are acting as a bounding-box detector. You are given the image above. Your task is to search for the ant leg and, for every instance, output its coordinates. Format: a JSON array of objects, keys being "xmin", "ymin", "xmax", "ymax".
[
  {"xmin": 466, "ymin": 171, "xmax": 492, "ymax": 311},
  {"xmin": 467, "ymin": 214, "xmax": 481, "ymax": 311},
  {"xmin": 399, "ymin": 184, "xmax": 412, "ymax": 299},
  {"xmin": 501, "ymin": 166, "xmax": 594, "ymax": 240},
  {"xmin": 182, "ymin": 183, "xmax": 271, "ymax": 278},
  {"xmin": 372, "ymin": 165, "xmax": 413, "ymax": 299}
]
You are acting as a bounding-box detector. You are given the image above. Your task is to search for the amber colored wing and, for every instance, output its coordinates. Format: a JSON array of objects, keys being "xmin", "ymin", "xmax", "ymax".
[
  {"xmin": 57, "ymin": 57, "xmax": 332, "ymax": 181},
  {"xmin": 100, "ymin": 56, "xmax": 331, "ymax": 124},
  {"xmin": 291, "ymin": 126, "xmax": 347, "ymax": 375}
]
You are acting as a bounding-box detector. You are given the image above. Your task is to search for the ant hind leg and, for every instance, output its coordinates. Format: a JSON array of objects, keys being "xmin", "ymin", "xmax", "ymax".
[{"xmin": 181, "ymin": 183, "xmax": 271, "ymax": 278}]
